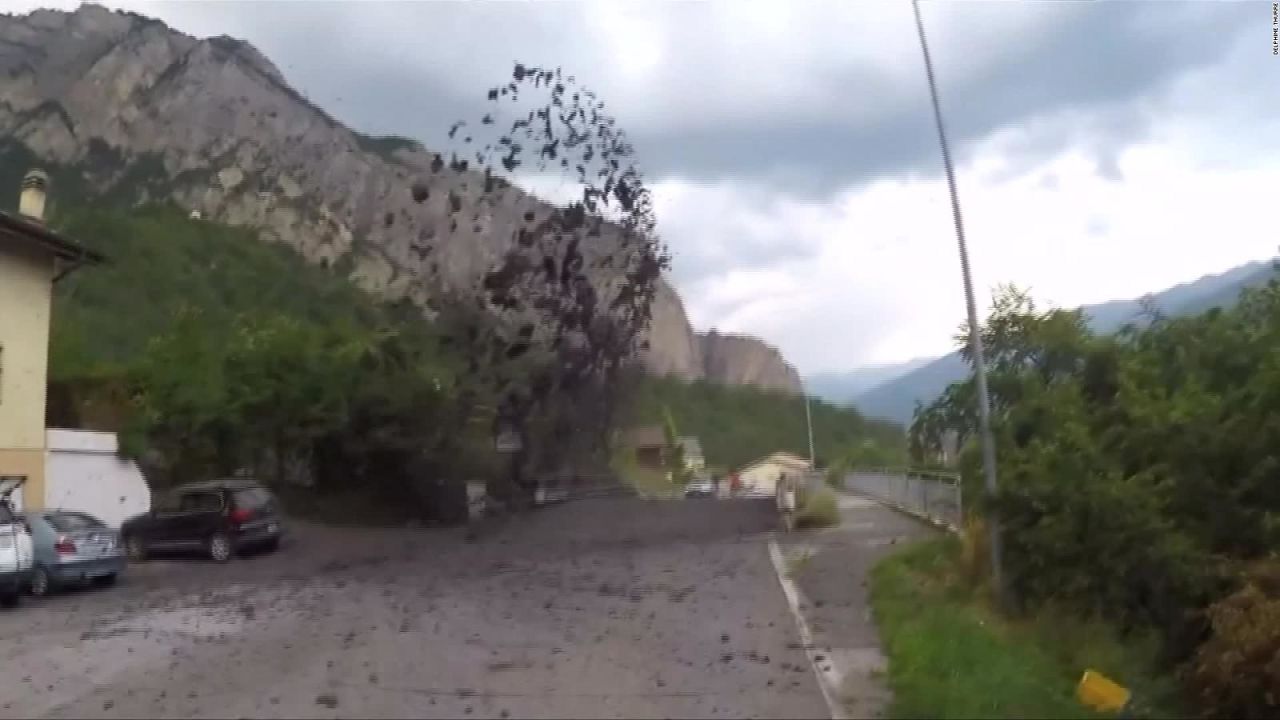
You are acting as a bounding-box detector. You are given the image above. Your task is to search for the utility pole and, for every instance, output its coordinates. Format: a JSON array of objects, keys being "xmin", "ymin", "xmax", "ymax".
[
  {"xmin": 911, "ymin": 0, "xmax": 1004, "ymax": 601},
  {"xmin": 804, "ymin": 392, "xmax": 816, "ymax": 469}
]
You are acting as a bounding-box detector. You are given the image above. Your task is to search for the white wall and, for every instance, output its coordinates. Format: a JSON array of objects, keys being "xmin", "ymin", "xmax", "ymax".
[
  {"xmin": 740, "ymin": 462, "xmax": 783, "ymax": 495},
  {"xmin": 45, "ymin": 429, "xmax": 150, "ymax": 528},
  {"xmin": 738, "ymin": 458, "xmax": 811, "ymax": 496}
]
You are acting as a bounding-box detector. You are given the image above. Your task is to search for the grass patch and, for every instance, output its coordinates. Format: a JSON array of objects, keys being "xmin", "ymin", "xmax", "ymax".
[
  {"xmin": 795, "ymin": 488, "xmax": 840, "ymax": 529},
  {"xmin": 870, "ymin": 536, "xmax": 1183, "ymax": 719}
]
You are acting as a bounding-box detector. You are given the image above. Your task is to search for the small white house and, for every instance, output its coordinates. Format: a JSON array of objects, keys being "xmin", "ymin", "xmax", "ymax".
[
  {"xmin": 735, "ymin": 451, "xmax": 812, "ymax": 497},
  {"xmin": 41, "ymin": 429, "xmax": 149, "ymax": 528}
]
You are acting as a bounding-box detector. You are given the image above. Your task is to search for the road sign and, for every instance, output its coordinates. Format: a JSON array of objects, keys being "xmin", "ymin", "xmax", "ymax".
[{"xmin": 1077, "ymin": 670, "xmax": 1130, "ymax": 713}]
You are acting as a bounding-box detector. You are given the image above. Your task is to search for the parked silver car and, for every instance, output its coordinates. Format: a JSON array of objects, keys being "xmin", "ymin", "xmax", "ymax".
[
  {"xmin": 684, "ymin": 477, "xmax": 715, "ymax": 498},
  {"xmin": 21, "ymin": 511, "xmax": 125, "ymax": 596}
]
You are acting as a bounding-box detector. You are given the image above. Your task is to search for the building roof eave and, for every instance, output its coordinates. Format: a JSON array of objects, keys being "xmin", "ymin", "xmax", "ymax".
[{"xmin": 0, "ymin": 210, "xmax": 106, "ymax": 265}]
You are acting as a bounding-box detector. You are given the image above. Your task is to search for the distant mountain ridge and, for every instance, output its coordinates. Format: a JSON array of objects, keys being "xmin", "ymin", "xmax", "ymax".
[
  {"xmin": 805, "ymin": 357, "xmax": 933, "ymax": 406},
  {"xmin": 843, "ymin": 260, "xmax": 1277, "ymax": 424}
]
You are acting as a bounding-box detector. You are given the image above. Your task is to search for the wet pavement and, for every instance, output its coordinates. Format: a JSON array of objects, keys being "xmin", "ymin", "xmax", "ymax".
[
  {"xmin": 0, "ymin": 497, "xmax": 831, "ymax": 719},
  {"xmin": 776, "ymin": 492, "xmax": 939, "ymax": 719}
]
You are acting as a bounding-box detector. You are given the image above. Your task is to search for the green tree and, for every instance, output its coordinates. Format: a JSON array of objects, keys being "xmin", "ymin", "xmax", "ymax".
[
  {"xmin": 909, "ymin": 275, "xmax": 1280, "ymax": 695},
  {"xmin": 661, "ymin": 405, "xmax": 688, "ymax": 485}
]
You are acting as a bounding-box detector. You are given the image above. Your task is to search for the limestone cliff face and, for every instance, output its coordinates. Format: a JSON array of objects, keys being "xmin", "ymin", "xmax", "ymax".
[
  {"xmin": 697, "ymin": 331, "xmax": 802, "ymax": 395},
  {"xmin": 637, "ymin": 285, "xmax": 803, "ymax": 394},
  {"xmin": 0, "ymin": 4, "xmax": 799, "ymax": 393},
  {"xmin": 641, "ymin": 280, "xmax": 702, "ymax": 380}
]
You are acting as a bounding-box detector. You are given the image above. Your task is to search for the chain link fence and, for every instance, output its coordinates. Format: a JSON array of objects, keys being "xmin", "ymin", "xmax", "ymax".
[{"xmin": 845, "ymin": 468, "xmax": 962, "ymax": 532}]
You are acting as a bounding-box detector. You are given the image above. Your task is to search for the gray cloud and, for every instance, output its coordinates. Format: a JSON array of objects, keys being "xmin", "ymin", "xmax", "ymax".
[
  {"xmin": 131, "ymin": 1, "xmax": 1259, "ymax": 200},
  {"xmin": 632, "ymin": 2, "xmax": 1257, "ymax": 196}
]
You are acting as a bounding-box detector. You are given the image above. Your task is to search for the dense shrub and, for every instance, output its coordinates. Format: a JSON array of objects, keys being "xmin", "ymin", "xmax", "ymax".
[
  {"xmin": 795, "ymin": 489, "xmax": 839, "ymax": 529},
  {"xmin": 1185, "ymin": 561, "xmax": 1280, "ymax": 719},
  {"xmin": 912, "ymin": 278, "xmax": 1280, "ymax": 712}
]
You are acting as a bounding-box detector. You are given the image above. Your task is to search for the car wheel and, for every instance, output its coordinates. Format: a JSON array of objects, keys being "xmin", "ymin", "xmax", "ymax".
[
  {"xmin": 29, "ymin": 566, "xmax": 52, "ymax": 597},
  {"xmin": 0, "ymin": 588, "xmax": 19, "ymax": 608},
  {"xmin": 208, "ymin": 532, "xmax": 233, "ymax": 563},
  {"xmin": 93, "ymin": 573, "xmax": 118, "ymax": 588},
  {"xmin": 262, "ymin": 537, "xmax": 280, "ymax": 554},
  {"xmin": 124, "ymin": 535, "xmax": 147, "ymax": 563}
]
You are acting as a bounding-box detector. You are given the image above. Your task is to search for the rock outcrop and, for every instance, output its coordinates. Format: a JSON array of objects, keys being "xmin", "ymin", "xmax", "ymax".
[
  {"xmin": 697, "ymin": 331, "xmax": 802, "ymax": 394},
  {"xmin": 642, "ymin": 281, "xmax": 702, "ymax": 380},
  {"xmin": 0, "ymin": 4, "xmax": 800, "ymax": 394}
]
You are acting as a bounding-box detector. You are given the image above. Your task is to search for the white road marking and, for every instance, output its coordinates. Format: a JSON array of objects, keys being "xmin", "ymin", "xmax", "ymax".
[{"xmin": 767, "ymin": 538, "xmax": 846, "ymax": 720}]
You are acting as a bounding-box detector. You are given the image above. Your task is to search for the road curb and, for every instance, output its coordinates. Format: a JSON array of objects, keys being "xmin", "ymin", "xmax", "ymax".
[{"xmin": 767, "ymin": 538, "xmax": 847, "ymax": 720}]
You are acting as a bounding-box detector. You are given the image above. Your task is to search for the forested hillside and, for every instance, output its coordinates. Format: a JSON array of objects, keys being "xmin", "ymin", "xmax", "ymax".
[
  {"xmin": 624, "ymin": 375, "xmax": 905, "ymax": 472},
  {"xmin": 45, "ymin": 204, "xmax": 496, "ymax": 523},
  {"xmin": 49, "ymin": 205, "xmax": 386, "ymax": 375}
]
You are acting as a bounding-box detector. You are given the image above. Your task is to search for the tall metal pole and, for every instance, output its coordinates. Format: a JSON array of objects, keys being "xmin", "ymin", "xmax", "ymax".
[
  {"xmin": 911, "ymin": 0, "xmax": 1003, "ymax": 600},
  {"xmin": 804, "ymin": 392, "xmax": 816, "ymax": 469}
]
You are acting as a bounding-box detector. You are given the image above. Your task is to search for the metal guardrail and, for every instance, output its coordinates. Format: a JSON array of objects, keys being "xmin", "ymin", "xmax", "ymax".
[{"xmin": 845, "ymin": 468, "xmax": 962, "ymax": 532}]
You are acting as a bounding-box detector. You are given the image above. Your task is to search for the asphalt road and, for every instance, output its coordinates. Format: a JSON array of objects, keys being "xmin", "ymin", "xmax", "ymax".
[{"xmin": 0, "ymin": 497, "xmax": 831, "ymax": 719}]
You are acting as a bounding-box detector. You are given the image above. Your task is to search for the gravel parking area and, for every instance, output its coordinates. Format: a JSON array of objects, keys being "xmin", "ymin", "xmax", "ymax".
[{"xmin": 0, "ymin": 497, "xmax": 829, "ymax": 719}]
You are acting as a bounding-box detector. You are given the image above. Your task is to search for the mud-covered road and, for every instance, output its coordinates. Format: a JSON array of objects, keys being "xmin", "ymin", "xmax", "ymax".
[{"xmin": 0, "ymin": 497, "xmax": 831, "ymax": 719}]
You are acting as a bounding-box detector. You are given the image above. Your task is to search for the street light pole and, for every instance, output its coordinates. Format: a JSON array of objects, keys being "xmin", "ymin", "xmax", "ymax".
[
  {"xmin": 804, "ymin": 391, "xmax": 816, "ymax": 469},
  {"xmin": 911, "ymin": 0, "xmax": 1004, "ymax": 601}
]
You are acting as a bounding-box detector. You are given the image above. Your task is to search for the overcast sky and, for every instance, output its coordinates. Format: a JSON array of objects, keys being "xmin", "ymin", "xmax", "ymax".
[{"xmin": 16, "ymin": 0, "xmax": 1280, "ymax": 373}]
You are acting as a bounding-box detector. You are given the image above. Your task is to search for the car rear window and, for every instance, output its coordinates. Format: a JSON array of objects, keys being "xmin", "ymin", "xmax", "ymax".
[
  {"xmin": 180, "ymin": 492, "xmax": 223, "ymax": 513},
  {"xmin": 46, "ymin": 512, "xmax": 106, "ymax": 532},
  {"xmin": 233, "ymin": 487, "xmax": 273, "ymax": 511}
]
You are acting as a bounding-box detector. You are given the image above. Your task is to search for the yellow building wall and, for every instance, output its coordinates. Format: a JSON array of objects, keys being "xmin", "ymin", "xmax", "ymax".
[{"xmin": 0, "ymin": 238, "xmax": 54, "ymax": 509}]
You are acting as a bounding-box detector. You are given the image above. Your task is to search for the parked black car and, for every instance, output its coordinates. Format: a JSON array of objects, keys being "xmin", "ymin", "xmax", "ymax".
[{"xmin": 121, "ymin": 479, "xmax": 284, "ymax": 563}]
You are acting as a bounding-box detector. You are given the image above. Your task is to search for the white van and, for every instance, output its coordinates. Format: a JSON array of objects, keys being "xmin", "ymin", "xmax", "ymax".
[{"xmin": 0, "ymin": 478, "xmax": 35, "ymax": 607}]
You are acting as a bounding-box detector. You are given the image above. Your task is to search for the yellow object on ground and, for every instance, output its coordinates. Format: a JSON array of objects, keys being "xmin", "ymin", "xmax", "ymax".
[{"xmin": 1077, "ymin": 669, "xmax": 1131, "ymax": 713}]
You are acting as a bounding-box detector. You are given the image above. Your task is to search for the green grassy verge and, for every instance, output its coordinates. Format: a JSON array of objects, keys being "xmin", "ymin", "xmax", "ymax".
[{"xmin": 869, "ymin": 536, "xmax": 1183, "ymax": 720}]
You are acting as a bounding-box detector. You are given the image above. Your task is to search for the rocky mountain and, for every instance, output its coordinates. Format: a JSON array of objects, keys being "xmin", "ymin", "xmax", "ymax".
[
  {"xmin": 635, "ymin": 282, "xmax": 801, "ymax": 392},
  {"xmin": 697, "ymin": 330, "xmax": 802, "ymax": 394},
  {"xmin": 850, "ymin": 259, "xmax": 1278, "ymax": 424},
  {"xmin": 0, "ymin": 4, "xmax": 801, "ymax": 395}
]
